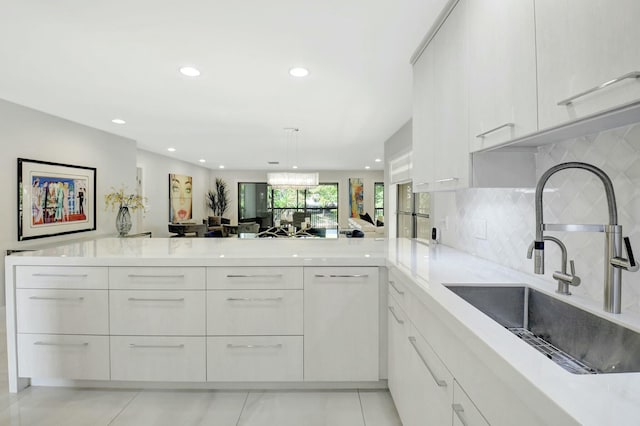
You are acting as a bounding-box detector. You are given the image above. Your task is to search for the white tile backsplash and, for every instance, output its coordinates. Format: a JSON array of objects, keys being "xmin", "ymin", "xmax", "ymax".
[{"xmin": 438, "ymin": 123, "xmax": 640, "ymax": 311}]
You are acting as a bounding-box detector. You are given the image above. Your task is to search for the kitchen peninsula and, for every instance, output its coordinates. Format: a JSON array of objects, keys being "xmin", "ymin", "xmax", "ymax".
[{"xmin": 6, "ymin": 237, "xmax": 640, "ymax": 425}]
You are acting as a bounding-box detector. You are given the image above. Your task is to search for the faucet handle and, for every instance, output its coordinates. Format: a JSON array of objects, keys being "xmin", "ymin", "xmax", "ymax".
[{"xmin": 611, "ymin": 237, "xmax": 640, "ymax": 272}]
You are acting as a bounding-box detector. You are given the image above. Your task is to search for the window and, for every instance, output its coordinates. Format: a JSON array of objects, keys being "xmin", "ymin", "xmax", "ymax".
[
  {"xmin": 396, "ymin": 182, "xmax": 430, "ymax": 240},
  {"xmin": 239, "ymin": 182, "xmax": 338, "ymax": 229},
  {"xmin": 271, "ymin": 184, "xmax": 338, "ymax": 228},
  {"xmin": 374, "ymin": 182, "xmax": 384, "ymax": 221}
]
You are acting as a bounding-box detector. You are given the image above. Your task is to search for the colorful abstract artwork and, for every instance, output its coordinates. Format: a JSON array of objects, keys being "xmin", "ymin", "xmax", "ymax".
[
  {"xmin": 349, "ymin": 178, "xmax": 364, "ymax": 218},
  {"xmin": 18, "ymin": 158, "xmax": 96, "ymax": 241}
]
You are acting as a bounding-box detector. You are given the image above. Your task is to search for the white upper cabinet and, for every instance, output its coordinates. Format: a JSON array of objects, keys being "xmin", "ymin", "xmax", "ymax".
[
  {"xmin": 536, "ymin": 0, "xmax": 640, "ymax": 129},
  {"xmin": 468, "ymin": 0, "xmax": 537, "ymax": 152},
  {"xmin": 412, "ymin": 0, "xmax": 470, "ymax": 192},
  {"xmin": 411, "ymin": 43, "xmax": 435, "ymax": 192}
]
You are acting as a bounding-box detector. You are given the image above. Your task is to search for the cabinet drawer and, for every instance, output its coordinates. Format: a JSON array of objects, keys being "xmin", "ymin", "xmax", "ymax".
[
  {"xmin": 16, "ymin": 266, "xmax": 108, "ymax": 289},
  {"xmin": 388, "ymin": 268, "xmax": 410, "ymax": 313},
  {"xmin": 18, "ymin": 334, "xmax": 109, "ymax": 380},
  {"xmin": 207, "ymin": 267, "xmax": 302, "ymax": 290},
  {"xmin": 406, "ymin": 323, "xmax": 454, "ymax": 426},
  {"xmin": 207, "ymin": 336, "xmax": 303, "ymax": 381},
  {"xmin": 17, "ymin": 289, "xmax": 108, "ymax": 334},
  {"xmin": 110, "ymin": 267, "xmax": 205, "ymax": 290},
  {"xmin": 110, "ymin": 290, "xmax": 205, "ymax": 335},
  {"xmin": 453, "ymin": 380, "xmax": 490, "ymax": 426},
  {"xmin": 207, "ymin": 290, "xmax": 303, "ymax": 335},
  {"xmin": 111, "ymin": 336, "xmax": 205, "ymax": 382}
]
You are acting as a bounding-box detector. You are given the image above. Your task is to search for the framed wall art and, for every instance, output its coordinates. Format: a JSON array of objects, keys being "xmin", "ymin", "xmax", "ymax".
[
  {"xmin": 349, "ymin": 177, "xmax": 364, "ymax": 217},
  {"xmin": 169, "ymin": 173, "xmax": 193, "ymax": 223},
  {"xmin": 18, "ymin": 158, "xmax": 96, "ymax": 241}
]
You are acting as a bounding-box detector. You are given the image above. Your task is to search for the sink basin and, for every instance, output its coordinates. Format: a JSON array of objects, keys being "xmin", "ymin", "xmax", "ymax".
[{"xmin": 445, "ymin": 285, "xmax": 640, "ymax": 374}]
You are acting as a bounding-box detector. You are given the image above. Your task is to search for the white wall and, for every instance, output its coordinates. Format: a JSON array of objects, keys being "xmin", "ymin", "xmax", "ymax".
[
  {"xmin": 211, "ymin": 170, "xmax": 384, "ymax": 228},
  {"xmin": 0, "ymin": 99, "xmax": 137, "ymax": 301},
  {"xmin": 136, "ymin": 149, "xmax": 211, "ymax": 237}
]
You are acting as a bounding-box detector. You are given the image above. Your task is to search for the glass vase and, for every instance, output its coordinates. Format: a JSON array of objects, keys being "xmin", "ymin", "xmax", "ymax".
[{"xmin": 115, "ymin": 206, "xmax": 132, "ymax": 237}]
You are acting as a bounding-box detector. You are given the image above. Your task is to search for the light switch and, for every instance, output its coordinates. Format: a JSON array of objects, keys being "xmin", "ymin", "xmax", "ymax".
[{"xmin": 473, "ymin": 219, "xmax": 487, "ymax": 240}]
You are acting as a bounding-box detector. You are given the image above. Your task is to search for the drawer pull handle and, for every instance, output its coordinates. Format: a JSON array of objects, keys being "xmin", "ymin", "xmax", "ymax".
[
  {"xmin": 452, "ymin": 404, "xmax": 468, "ymax": 426},
  {"xmin": 475, "ymin": 122, "xmax": 514, "ymax": 139},
  {"xmin": 227, "ymin": 344, "xmax": 283, "ymax": 349},
  {"xmin": 226, "ymin": 274, "xmax": 283, "ymax": 278},
  {"xmin": 32, "ymin": 273, "xmax": 88, "ymax": 278},
  {"xmin": 34, "ymin": 341, "xmax": 88, "ymax": 347},
  {"xmin": 408, "ymin": 336, "xmax": 447, "ymax": 387},
  {"xmin": 226, "ymin": 297, "xmax": 284, "ymax": 302},
  {"xmin": 127, "ymin": 297, "xmax": 185, "ymax": 302},
  {"xmin": 435, "ymin": 177, "xmax": 459, "ymax": 183},
  {"xmin": 387, "ymin": 306, "xmax": 404, "ymax": 325},
  {"xmin": 129, "ymin": 344, "xmax": 185, "ymax": 349},
  {"xmin": 127, "ymin": 274, "xmax": 185, "ymax": 278},
  {"xmin": 29, "ymin": 296, "xmax": 85, "ymax": 301},
  {"xmin": 314, "ymin": 274, "xmax": 369, "ymax": 278},
  {"xmin": 557, "ymin": 71, "xmax": 640, "ymax": 106},
  {"xmin": 389, "ymin": 281, "xmax": 405, "ymax": 295}
]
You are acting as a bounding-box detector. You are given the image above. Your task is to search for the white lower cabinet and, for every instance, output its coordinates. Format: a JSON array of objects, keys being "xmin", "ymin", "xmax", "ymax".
[
  {"xmin": 453, "ymin": 380, "xmax": 490, "ymax": 426},
  {"xmin": 16, "ymin": 289, "xmax": 108, "ymax": 335},
  {"xmin": 18, "ymin": 334, "xmax": 109, "ymax": 380},
  {"xmin": 303, "ymin": 267, "xmax": 379, "ymax": 381},
  {"xmin": 387, "ymin": 293, "xmax": 410, "ymax": 424},
  {"xmin": 405, "ymin": 323, "xmax": 454, "ymax": 426},
  {"xmin": 110, "ymin": 336, "xmax": 206, "ymax": 382},
  {"xmin": 110, "ymin": 290, "xmax": 205, "ymax": 335},
  {"xmin": 207, "ymin": 336, "xmax": 303, "ymax": 381},
  {"xmin": 206, "ymin": 289, "xmax": 303, "ymax": 335}
]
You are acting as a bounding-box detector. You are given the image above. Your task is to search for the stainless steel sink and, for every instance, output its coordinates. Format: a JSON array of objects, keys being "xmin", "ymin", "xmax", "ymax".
[{"xmin": 445, "ymin": 285, "xmax": 640, "ymax": 374}]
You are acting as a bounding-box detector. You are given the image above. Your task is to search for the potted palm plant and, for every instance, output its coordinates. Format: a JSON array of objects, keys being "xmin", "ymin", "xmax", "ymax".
[{"xmin": 207, "ymin": 178, "xmax": 230, "ymax": 223}]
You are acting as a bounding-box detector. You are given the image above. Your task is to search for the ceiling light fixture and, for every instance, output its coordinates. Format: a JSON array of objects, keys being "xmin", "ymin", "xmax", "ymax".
[
  {"xmin": 179, "ymin": 66, "xmax": 201, "ymax": 77},
  {"xmin": 219, "ymin": 165, "xmax": 225, "ymax": 169},
  {"xmin": 374, "ymin": 158, "xmax": 382, "ymax": 163},
  {"xmin": 289, "ymin": 67, "xmax": 309, "ymax": 77},
  {"xmin": 365, "ymin": 166, "xmax": 371, "ymax": 169},
  {"xmin": 167, "ymin": 147, "xmax": 176, "ymax": 152},
  {"xmin": 111, "ymin": 118, "xmax": 126, "ymax": 124},
  {"xmin": 267, "ymin": 128, "xmax": 319, "ymax": 188},
  {"xmin": 199, "ymin": 159, "xmax": 206, "ymax": 163}
]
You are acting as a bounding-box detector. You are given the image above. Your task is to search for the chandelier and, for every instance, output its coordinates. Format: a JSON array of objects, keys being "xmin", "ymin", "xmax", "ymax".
[{"xmin": 267, "ymin": 128, "xmax": 319, "ymax": 188}]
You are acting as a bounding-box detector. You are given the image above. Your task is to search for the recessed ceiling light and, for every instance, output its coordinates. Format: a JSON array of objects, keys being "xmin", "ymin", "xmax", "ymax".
[
  {"xmin": 365, "ymin": 166, "xmax": 371, "ymax": 169},
  {"xmin": 199, "ymin": 159, "xmax": 206, "ymax": 163},
  {"xmin": 374, "ymin": 158, "xmax": 382, "ymax": 163},
  {"xmin": 111, "ymin": 118, "xmax": 126, "ymax": 125},
  {"xmin": 179, "ymin": 66, "xmax": 201, "ymax": 77},
  {"xmin": 167, "ymin": 147, "xmax": 176, "ymax": 152},
  {"xmin": 219, "ymin": 165, "xmax": 225, "ymax": 169},
  {"xmin": 289, "ymin": 67, "xmax": 309, "ymax": 77},
  {"xmin": 292, "ymin": 165, "xmax": 299, "ymax": 169}
]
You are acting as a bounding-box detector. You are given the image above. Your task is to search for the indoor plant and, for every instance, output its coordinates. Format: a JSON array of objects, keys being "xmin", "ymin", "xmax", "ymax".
[
  {"xmin": 207, "ymin": 178, "xmax": 229, "ymax": 218},
  {"xmin": 104, "ymin": 186, "xmax": 146, "ymax": 236}
]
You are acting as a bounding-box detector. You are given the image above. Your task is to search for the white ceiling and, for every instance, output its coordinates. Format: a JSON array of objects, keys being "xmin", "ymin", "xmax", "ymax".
[{"xmin": 0, "ymin": 0, "xmax": 447, "ymax": 171}]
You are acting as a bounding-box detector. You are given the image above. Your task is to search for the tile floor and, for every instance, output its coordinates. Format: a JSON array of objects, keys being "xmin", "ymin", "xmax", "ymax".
[{"xmin": 0, "ymin": 308, "xmax": 402, "ymax": 425}]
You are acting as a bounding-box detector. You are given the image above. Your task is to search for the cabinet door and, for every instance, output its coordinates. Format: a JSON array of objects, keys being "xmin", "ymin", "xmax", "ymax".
[
  {"xmin": 404, "ymin": 323, "xmax": 454, "ymax": 426},
  {"xmin": 431, "ymin": 0, "xmax": 470, "ymax": 191},
  {"xmin": 387, "ymin": 293, "xmax": 411, "ymax": 425},
  {"xmin": 468, "ymin": 0, "xmax": 537, "ymax": 151},
  {"xmin": 536, "ymin": 0, "xmax": 640, "ymax": 129},
  {"xmin": 303, "ymin": 267, "xmax": 379, "ymax": 381},
  {"xmin": 453, "ymin": 380, "xmax": 490, "ymax": 426},
  {"xmin": 412, "ymin": 42, "xmax": 436, "ymax": 193}
]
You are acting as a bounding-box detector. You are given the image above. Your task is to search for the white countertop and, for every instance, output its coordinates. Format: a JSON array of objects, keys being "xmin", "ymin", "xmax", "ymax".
[
  {"xmin": 6, "ymin": 237, "xmax": 387, "ymax": 267},
  {"xmin": 387, "ymin": 238, "xmax": 640, "ymax": 426},
  {"xmin": 8, "ymin": 236, "xmax": 640, "ymax": 423}
]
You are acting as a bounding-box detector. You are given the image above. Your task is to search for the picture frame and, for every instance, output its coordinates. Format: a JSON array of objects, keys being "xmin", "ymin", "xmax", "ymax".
[
  {"xmin": 168, "ymin": 173, "xmax": 193, "ymax": 223},
  {"xmin": 18, "ymin": 158, "xmax": 96, "ymax": 241},
  {"xmin": 349, "ymin": 177, "xmax": 364, "ymax": 217}
]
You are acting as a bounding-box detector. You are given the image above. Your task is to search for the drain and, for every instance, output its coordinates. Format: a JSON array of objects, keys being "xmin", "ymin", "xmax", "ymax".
[{"xmin": 507, "ymin": 327, "xmax": 598, "ymax": 375}]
